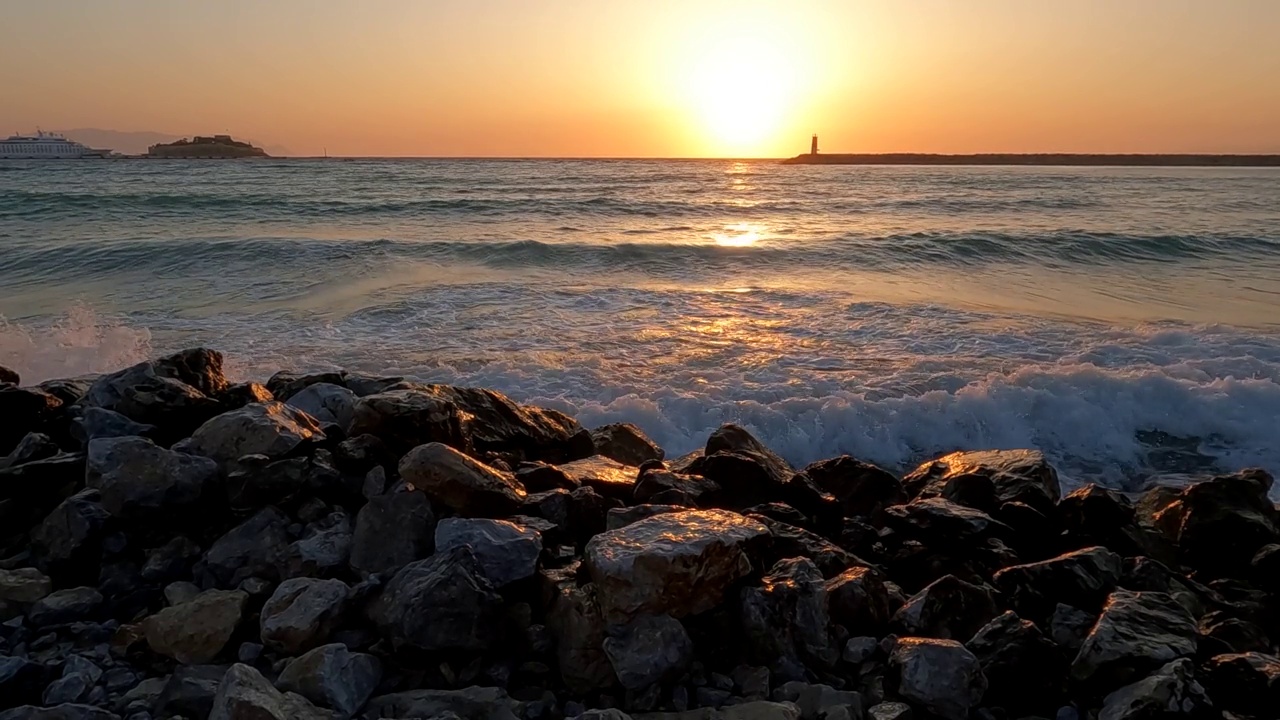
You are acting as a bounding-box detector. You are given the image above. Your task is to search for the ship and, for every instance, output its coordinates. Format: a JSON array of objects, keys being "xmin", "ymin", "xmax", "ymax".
[
  {"xmin": 0, "ymin": 131, "xmax": 111, "ymax": 159},
  {"xmin": 147, "ymin": 135, "xmax": 268, "ymax": 159}
]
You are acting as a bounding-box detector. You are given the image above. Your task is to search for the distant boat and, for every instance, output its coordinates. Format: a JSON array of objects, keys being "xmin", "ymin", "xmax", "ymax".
[{"xmin": 0, "ymin": 130, "xmax": 111, "ymax": 159}]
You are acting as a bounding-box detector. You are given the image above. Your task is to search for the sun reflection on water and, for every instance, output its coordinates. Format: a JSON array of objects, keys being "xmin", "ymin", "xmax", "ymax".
[{"xmin": 713, "ymin": 222, "xmax": 763, "ymax": 247}]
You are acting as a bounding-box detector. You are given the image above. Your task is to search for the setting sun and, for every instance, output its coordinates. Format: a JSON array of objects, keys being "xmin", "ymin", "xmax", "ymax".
[{"xmin": 685, "ymin": 37, "xmax": 800, "ymax": 155}]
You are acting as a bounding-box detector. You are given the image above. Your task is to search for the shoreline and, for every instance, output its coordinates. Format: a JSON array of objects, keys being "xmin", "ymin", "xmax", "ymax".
[{"xmin": 783, "ymin": 152, "xmax": 1280, "ymax": 167}]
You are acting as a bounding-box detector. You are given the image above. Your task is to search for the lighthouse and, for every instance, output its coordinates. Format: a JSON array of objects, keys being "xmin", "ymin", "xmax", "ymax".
[{"xmin": 810, "ymin": 134, "xmax": 819, "ymax": 155}]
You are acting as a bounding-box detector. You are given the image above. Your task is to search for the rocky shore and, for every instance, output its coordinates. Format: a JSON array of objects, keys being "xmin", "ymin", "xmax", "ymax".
[{"xmin": 1, "ymin": 349, "xmax": 1277, "ymax": 720}]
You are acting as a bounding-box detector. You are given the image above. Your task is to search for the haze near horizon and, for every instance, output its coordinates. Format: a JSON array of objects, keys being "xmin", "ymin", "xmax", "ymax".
[{"xmin": 3, "ymin": 0, "xmax": 1279, "ymax": 158}]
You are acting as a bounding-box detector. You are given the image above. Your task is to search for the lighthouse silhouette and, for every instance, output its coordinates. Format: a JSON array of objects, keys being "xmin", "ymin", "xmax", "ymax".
[{"xmin": 810, "ymin": 134, "xmax": 819, "ymax": 155}]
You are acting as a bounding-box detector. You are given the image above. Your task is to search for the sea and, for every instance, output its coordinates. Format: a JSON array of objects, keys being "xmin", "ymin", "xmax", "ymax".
[{"xmin": 2, "ymin": 159, "xmax": 1279, "ymax": 492}]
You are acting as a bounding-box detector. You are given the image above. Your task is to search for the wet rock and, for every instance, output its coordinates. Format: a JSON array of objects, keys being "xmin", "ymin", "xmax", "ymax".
[
  {"xmin": 515, "ymin": 461, "xmax": 580, "ymax": 492},
  {"xmin": 1097, "ymin": 658, "xmax": 1207, "ymax": 720},
  {"xmin": 607, "ymin": 504, "xmax": 684, "ymax": 530},
  {"xmin": 1057, "ymin": 484, "xmax": 1156, "ymax": 558},
  {"xmin": 554, "ymin": 456, "xmax": 639, "ymax": 500},
  {"xmin": 1201, "ymin": 651, "xmax": 1280, "ymax": 717},
  {"xmin": 800, "ymin": 455, "xmax": 906, "ymax": 519},
  {"xmin": 259, "ymin": 578, "xmax": 349, "ymax": 655},
  {"xmin": 1118, "ymin": 557, "xmax": 1210, "ymax": 619},
  {"xmin": 993, "ymin": 546, "xmax": 1122, "ymax": 620},
  {"xmin": 1199, "ymin": 610, "xmax": 1269, "ymax": 653},
  {"xmin": 141, "ymin": 536, "xmax": 201, "ymax": 582},
  {"xmin": 0, "ymin": 433, "xmax": 58, "ymax": 471},
  {"xmin": 187, "ymin": 402, "xmax": 325, "ymax": 466},
  {"xmin": 0, "ymin": 366, "xmax": 16, "ymax": 385},
  {"xmin": 568, "ymin": 485, "xmax": 618, "ymax": 546},
  {"xmin": 214, "ymin": 381, "xmax": 274, "ymax": 411},
  {"xmin": 31, "ymin": 489, "xmax": 108, "ymax": 576},
  {"xmin": 348, "ymin": 389, "xmax": 468, "ymax": 455},
  {"xmin": 85, "ymin": 436, "xmax": 217, "ymax": 517},
  {"xmin": 0, "ymin": 385, "xmax": 63, "ymax": 455},
  {"xmin": 632, "ymin": 469, "xmax": 718, "ymax": 506},
  {"xmin": 366, "ymin": 546, "xmax": 503, "ymax": 653},
  {"xmin": 43, "ymin": 671, "xmax": 92, "ymax": 704},
  {"xmin": 398, "ymin": 442, "xmax": 527, "ymax": 517},
  {"xmin": 883, "ymin": 497, "xmax": 1009, "ymax": 543},
  {"xmin": 826, "ymin": 566, "xmax": 894, "ymax": 635},
  {"xmin": 0, "ymin": 567, "xmax": 52, "ymax": 604},
  {"xmin": 69, "ymin": 408, "xmax": 156, "ymax": 446},
  {"xmin": 866, "ymin": 702, "xmax": 912, "ymax": 720},
  {"xmin": 1049, "ymin": 603, "xmax": 1097, "ymax": 652},
  {"xmin": 285, "ymin": 383, "xmax": 357, "ymax": 433},
  {"xmin": 200, "ymin": 507, "xmax": 290, "ymax": 588},
  {"xmin": 348, "ymin": 488, "xmax": 435, "ymax": 576},
  {"xmin": 591, "ymin": 423, "xmax": 664, "ymax": 466},
  {"xmin": 430, "ymin": 384, "xmax": 592, "ymax": 463},
  {"xmin": 603, "ymin": 614, "xmax": 693, "ymax": 690},
  {"xmin": 207, "ymin": 663, "xmax": 331, "ymax": 720},
  {"xmin": 583, "ymin": 509, "xmax": 770, "ymax": 624},
  {"xmin": 267, "ymin": 371, "xmax": 348, "ymax": 402},
  {"xmin": 144, "ymin": 589, "xmax": 247, "ymax": 664},
  {"xmin": 903, "ymin": 449, "xmax": 1060, "ymax": 514},
  {"xmin": 1156, "ymin": 468, "xmax": 1280, "ymax": 576},
  {"xmin": 966, "ymin": 611, "xmax": 1063, "ymax": 713},
  {"xmin": 1071, "ymin": 590, "xmax": 1198, "ymax": 691},
  {"xmin": 79, "ymin": 351, "xmax": 225, "ymax": 438},
  {"xmin": 277, "ymin": 643, "xmax": 382, "ymax": 718},
  {"xmin": 280, "ymin": 512, "xmax": 353, "ymax": 580},
  {"xmin": 751, "ymin": 517, "xmax": 865, "ymax": 579},
  {"xmin": 223, "ymin": 455, "xmax": 316, "ymax": 509},
  {"xmin": 332, "ymin": 433, "xmax": 392, "ymax": 476},
  {"xmin": 0, "ymin": 656, "xmax": 47, "ymax": 707},
  {"xmin": 153, "ymin": 665, "xmax": 227, "ymax": 719},
  {"xmin": 772, "ymin": 682, "xmax": 863, "ymax": 719},
  {"xmin": 546, "ymin": 582, "xmax": 615, "ymax": 694},
  {"xmin": 889, "ymin": 637, "xmax": 987, "ymax": 720},
  {"xmin": 363, "ymin": 685, "xmax": 522, "ymax": 720},
  {"xmin": 740, "ymin": 558, "xmax": 837, "ymax": 670},
  {"xmin": 634, "ymin": 704, "xmax": 802, "ymax": 719},
  {"xmin": 732, "ymin": 665, "xmax": 771, "ymax": 700},
  {"xmin": 29, "ymin": 587, "xmax": 102, "ymax": 626},
  {"xmin": 893, "ymin": 574, "xmax": 999, "ymax": 641},
  {"xmin": 680, "ymin": 425, "xmax": 795, "ymax": 510},
  {"xmin": 0, "ymin": 705, "xmax": 120, "ymax": 720},
  {"xmin": 434, "ymin": 518, "xmax": 543, "ymax": 588}
]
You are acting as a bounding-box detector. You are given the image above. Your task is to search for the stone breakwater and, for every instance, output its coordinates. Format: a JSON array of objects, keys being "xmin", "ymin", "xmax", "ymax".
[{"xmin": 0, "ymin": 349, "xmax": 1277, "ymax": 720}]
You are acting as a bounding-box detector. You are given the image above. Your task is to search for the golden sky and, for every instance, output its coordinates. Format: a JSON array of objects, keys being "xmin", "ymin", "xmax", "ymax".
[{"xmin": 3, "ymin": 0, "xmax": 1278, "ymax": 157}]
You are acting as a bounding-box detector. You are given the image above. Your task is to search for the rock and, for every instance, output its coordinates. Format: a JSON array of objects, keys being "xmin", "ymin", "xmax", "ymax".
[
  {"xmin": 966, "ymin": 611, "xmax": 1063, "ymax": 713},
  {"xmin": 200, "ymin": 507, "xmax": 291, "ymax": 588},
  {"xmin": 1057, "ymin": 484, "xmax": 1157, "ymax": 558},
  {"xmin": 285, "ymin": 383, "xmax": 357, "ymax": 433},
  {"xmin": 223, "ymin": 455, "xmax": 322, "ymax": 509},
  {"xmin": 164, "ymin": 581, "xmax": 202, "ymax": 606},
  {"xmin": 772, "ymin": 682, "xmax": 863, "ymax": 719},
  {"xmin": 0, "ymin": 433, "xmax": 58, "ymax": 471},
  {"xmin": 69, "ymin": 408, "xmax": 157, "ymax": 446},
  {"xmin": 85, "ymin": 436, "xmax": 217, "ymax": 517},
  {"xmin": 1097, "ymin": 658, "xmax": 1207, "ymax": 720},
  {"xmin": 259, "ymin": 578, "xmax": 349, "ymax": 655},
  {"xmin": 434, "ymin": 518, "xmax": 543, "ymax": 587},
  {"xmin": 31, "ymin": 490, "xmax": 109, "ymax": 575},
  {"xmin": 889, "ymin": 637, "xmax": 987, "ymax": 720},
  {"xmin": 883, "ymin": 497, "xmax": 1009, "ymax": 543},
  {"xmin": 0, "ymin": 385, "xmax": 62, "ymax": 455},
  {"xmin": 1049, "ymin": 603, "xmax": 1096, "ymax": 652},
  {"xmin": 215, "ymin": 381, "xmax": 275, "ymax": 411},
  {"xmin": 903, "ymin": 449, "xmax": 1060, "ymax": 514},
  {"xmin": 267, "ymin": 371, "xmax": 348, "ymax": 402},
  {"xmin": 141, "ymin": 536, "xmax": 202, "ymax": 582},
  {"xmin": 732, "ymin": 665, "xmax": 771, "ymax": 699},
  {"xmin": 398, "ymin": 442, "xmax": 527, "ymax": 517},
  {"xmin": 366, "ymin": 546, "xmax": 503, "ymax": 653},
  {"xmin": 551, "ymin": 456, "xmax": 640, "ymax": 500},
  {"xmin": 1199, "ymin": 610, "xmax": 1269, "ymax": 653},
  {"xmin": 348, "ymin": 389, "xmax": 468, "ymax": 455},
  {"xmin": 79, "ymin": 350, "xmax": 227, "ymax": 438},
  {"xmin": 348, "ymin": 489, "xmax": 435, "ymax": 575},
  {"xmin": 583, "ymin": 509, "xmax": 770, "ymax": 624},
  {"xmin": 893, "ymin": 574, "xmax": 999, "ymax": 641},
  {"xmin": 28, "ymin": 587, "xmax": 102, "ymax": 626},
  {"xmin": 632, "ymin": 470, "xmax": 719, "ymax": 506},
  {"xmin": 591, "ymin": 423, "xmax": 664, "ymax": 466},
  {"xmin": 799, "ymin": 455, "xmax": 906, "ymax": 518},
  {"xmin": 430, "ymin": 384, "xmax": 592, "ymax": 463},
  {"xmin": 633, "ymin": 704, "xmax": 801, "ymax": 720},
  {"xmin": 0, "ymin": 366, "xmax": 16, "ymax": 385},
  {"xmin": 187, "ymin": 402, "xmax": 325, "ymax": 466},
  {"xmin": 546, "ymin": 582, "xmax": 615, "ymax": 694},
  {"xmin": 1156, "ymin": 469, "xmax": 1280, "ymax": 576},
  {"xmin": 153, "ymin": 665, "xmax": 227, "ymax": 719},
  {"xmin": 207, "ymin": 663, "xmax": 332, "ymax": 720},
  {"xmin": 679, "ymin": 425, "xmax": 795, "ymax": 510},
  {"xmin": 281, "ymin": 512, "xmax": 353, "ymax": 579},
  {"xmin": 740, "ymin": 558, "xmax": 837, "ymax": 670},
  {"xmin": 993, "ymin": 546, "xmax": 1123, "ymax": 620},
  {"xmin": 144, "ymin": 589, "xmax": 247, "ymax": 664},
  {"xmin": 866, "ymin": 702, "xmax": 912, "ymax": 720},
  {"xmin": 826, "ymin": 566, "xmax": 894, "ymax": 635},
  {"xmin": 363, "ymin": 686, "xmax": 522, "ymax": 720},
  {"xmin": 750, "ymin": 517, "xmax": 865, "ymax": 579},
  {"xmin": 1071, "ymin": 590, "xmax": 1198, "ymax": 691},
  {"xmin": 606, "ymin": 504, "xmax": 684, "ymax": 530},
  {"xmin": 0, "ymin": 705, "xmax": 120, "ymax": 720},
  {"xmin": 277, "ymin": 643, "xmax": 382, "ymax": 719},
  {"xmin": 43, "ymin": 672, "xmax": 92, "ymax": 705},
  {"xmin": 602, "ymin": 614, "xmax": 693, "ymax": 690},
  {"xmin": 1201, "ymin": 651, "xmax": 1280, "ymax": 717},
  {"xmin": 0, "ymin": 656, "xmax": 47, "ymax": 707},
  {"xmin": 0, "ymin": 568, "xmax": 52, "ymax": 604}
]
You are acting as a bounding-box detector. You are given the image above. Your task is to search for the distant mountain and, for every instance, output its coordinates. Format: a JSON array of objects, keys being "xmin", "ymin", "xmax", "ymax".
[{"xmin": 58, "ymin": 129, "xmax": 292, "ymax": 156}]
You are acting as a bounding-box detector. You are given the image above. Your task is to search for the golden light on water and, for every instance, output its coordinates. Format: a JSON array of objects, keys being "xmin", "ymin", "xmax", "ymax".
[{"xmin": 713, "ymin": 222, "xmax": 763, "ymax": 247}]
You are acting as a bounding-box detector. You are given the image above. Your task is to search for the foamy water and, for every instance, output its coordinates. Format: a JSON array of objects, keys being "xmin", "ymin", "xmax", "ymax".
[{"xmin": 2, "ymin": 159, "xmax": 1278, "ymax": 488}]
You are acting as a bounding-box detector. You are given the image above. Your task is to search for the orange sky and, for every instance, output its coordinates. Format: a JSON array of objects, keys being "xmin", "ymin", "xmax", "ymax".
[{"xmin": 3, "ymin": 0, "xmax": 1279, "ymax": 157}]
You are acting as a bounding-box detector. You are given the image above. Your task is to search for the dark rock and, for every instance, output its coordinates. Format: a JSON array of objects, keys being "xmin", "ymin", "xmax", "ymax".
[
  {"xmin": 1070, "ymin": 590, "xmax": 1198, "ymax": 692},
  {"xmin": 331, "ymin": 434, "xmax": 391, "ymax": 475},
  {"xmin": 280, "ymin": 511, "xmax": 353, "ymax": 580},
  {"xmin": 154, "ymin": 665, "xmax": 228, "ymax": 719},
  {"xmin": 867, "ymin": 702, "xmax": 912, "ymax": 720},
  {"xmin": 200, "ymin": 507, "xmax": 290, "ymax": 588},
  {"xmin": 207, "ymin": 662, "xmax": 331, "ymax": 720},
  {"xmin": 740, "ymin": 558, "xmax": 837, "ymax": 671},
  {"xmin": 367, "ymin": 545, "xmax": 503, "ymax": 653},
  {"xmin": 826, "ymin": 566, "xmax": 894, "ymax": 636},
  {"xmin": 515, "ymin": 462, "xmax": 580, "ymax": 492},
  {"xmin": 79, "ymin": 352, "xmax": 226, "ymax": 440},
  {"xmin": 85, "ymin": 436, "xmax": 217, "ymax": 517},
  {"xmin": 31, "ymin": 489, "xmax": 108, "ymax": 576},
  {"xmin": 348, "ymin": 488, "xmax": 435, "ymax": 576},
  {"xmin": 266, "ymin": 371, "xmax": 347, "ymax": 401},
  {"xmin": 277, "ymin": 643, "xmax": 382, "ymax": 718},
  {"xmin": 1156, "ymin": 469, "xmax": 1280, "ymax": 576},
  {"xmin": 363, "ymin": 686, "xmax": 522, "ymax": 720},
  {"xmin": 603, "ymin": 614, "xmax": 693, "ymax": 690},
  {"xmin": 1199, "ymin": 611, "xmax": 1269, "ymax": 654},
  {"xmin": 583, "ymin": 509, "xmax": 769, "ymax": 625},
  {"xmin": 259, "ymin": 578, "xmax": 349, "ymax": 655},
  {"xmin": 546, "ymin": 582, "xmax": 615, "ymax": 694},
  {"xmin": 903, "ymin": 449, "xmax": 1060, "ymax": 514},
  {"xmin": 1118, "ymin": 556, "xmax": 1213, "ymax": 619},
  {"xmin": 29, "ymin": 587, "xmax": 102, "ymax": 626},
  {"xmin": 800, "ymin": 455, "xmax": 905, "ymax": 519},
  {"xmin": 568, "ymin": 486, "xmax": 620, "ymax": 546},
  {"xmin": 966, "ymin": 611, "xmax": 1063, "ymax": 713},
  {"xmin": 144, "ymin": 589, "xmax": 247, "ymax": 664},
  {"xmin": 0, "ymin": 705, "xmax": 120, "ymax": 720},
  {"xmin": 43, "ymin": 672, "xmax": 92, "ymax": 705},
  {"xmin": 398, "ymin": 442, "xmax": 527, "ymax": 517},
  {"xmin": 213, "ymin": 382, "xmax": 274, "ymax": 411},
  {"xmin": 186, "ymin": 402, "xmax": 325, "ymax": 466},
  {"xmin": 1049, "ymin": 604, "xmax": 1096, "ymax": 652},
  {"xmin": 1201, "ymin": 651, "xmax": 1280, "ymax": 717},
  {"xmin": 893, "ymin": 574, "xmax": 999, "ymax": 641},
  {"xmin": 224, "ymin": 455, "xmax": 315, "ymax": 509},
  {"xmin": 744, "ymin": 503, "xmax": 810, "ymax": 528},
  {"xmin": 1096, "ymin": 658, "xmax": 1207, "ymax": 719},
  {"xmin": 141, "ymin": 536, "xmax": 201, "ymax": 582},
  {"xmin": 1057, "ymin": 484, "xmax": 1156, "ymax": 558},
  {"xmin": 552, "ymin": 456, "xmax": 639, "ymax": 500},
  {"xmin": 732, "ymin": 665, "xmax": 771, "ymax": 699},
  {"xmin": 69, "ymin": 408, "xmax": 157, "ymax": 446},
  {"xmin": 591, "ymin": 424, "xmax": 664, "ymax": 466},
  {"xmin": 633, "ymin": 469, "xmax": 719, "ymax": 506},
  {"xmin": 883, "ymin": 497, "xmax": 1009, "ymax": 544},
  {"xmin": 750, "ymin": 516, "xmax": 865, "ymax": 579},
  {"xmin": 0, "ymin": 655, "xmax": 47, "ymax": 707},
  {"xmin": 842, "ymin": 636, "xmax": 878, "ymax": 665},
  {"xmin": 285, "ymin": 383, "xmax": 357, "ymax": 433},
  {"xmin": 888, "ymin": 637, "xmax": 987, "ymax": 720},
  {"xmin": 348, "ymin": 388, "xmax": 469, "ymax": 456},
  {"xmin": 0, "ymin": 366, "xmax": 17, "ymax": 385},
  {"xmin": 1251, "ymin": 543, "xmax": 1280, "ymax": 592},
  {"xmin": 429, "ymin": 384, "xmax": 592, "ymax": 463},
  {"xmin": 0, "ymin": 385, "xmax": 62, "ymax": 455},
  {"xmin": 0, "ymin": 433, "xmax": 58, "ymax": 471},
  {"xmin": 606, "ymin": 504, "xmax": 683, "ymax": 530},
  {"xmin": 993, "ymin": 546, "xmax": 1122, "ymax": 620},
  {"xmin": 434, "ymin": 518, "xmax": 543, "ymax": 588},
  {"xmin": 0, "ymin": 567, "xmax": 53, "ymax": 604}
]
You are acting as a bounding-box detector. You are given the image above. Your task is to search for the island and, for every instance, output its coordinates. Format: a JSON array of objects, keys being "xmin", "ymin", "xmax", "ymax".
[{"xmin": 147, "ymin": 134, "xmax": 268, "ymax": 159}]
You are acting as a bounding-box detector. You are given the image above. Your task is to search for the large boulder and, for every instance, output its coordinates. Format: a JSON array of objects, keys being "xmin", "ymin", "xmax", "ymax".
[
  {"xmin": 591, "ymin": 423, "xmax": 664, "ymax": 466},
  {"xmin": 27, "ymin": 587, "xmax": 102, "ymax": 626},
  {"xmin": 280, "ymin": 511, "xmax": 353, "ymax": 580},
  {"xmin": 200, "ymin": 506, "xmax": 290, "ymax": 588},
  {"xmin": 633, "ymin": 704, "xmax": 802, "ymax": 720},
  {"xmin": 889, "ymin": 637, "xmax": 988, "ymax": 720},
  {"xmin": 750, "ymin": 517, "xmax": 866, "ymax": 579},
  {"xmin": 1154, "ymin": 469, "xmax": 1280, "ymax": 576},
  {"xmin": 993, "ymin": 546, "xmax": 1123, "ymax": 620},
  {"xmin": 1201, "ymin": 651, "xmax": 1280, "ymax": 717},
  {"xmin": 428, "ymin": 384, "xmax": 592, "ymax": 462},
  {"xmin": 277, "ymin": 643, "xmax": 381, "ymax": 719},
  {"xmin": 0, "ymin": 656, "xmax": 48, "ymax": 707},
  {"xmin": 285, "ymin": 383, "xmax": 357, "ymax": 433},
  {"xmin": 1071, "ymin": 590, "xmax": 1198, "ymax": 692},
  {"xmin": 739, "ymin": 557, "xmax": 837, "ymax": 670},
  {"xmin": 348, "ymin": 488, "xmax": 435, "ymax": 575},
  {"xmin": 79, "ymin": 349, "xmax": 228, "ymax": 439},
  {"xmin": 208, "ymin": 663, "xmax": 332, "ymax": 720},
  {"xmin": 153, "ymin": 665, "xmax": 228, "ymax": 719},
  {"xmin": 893, "ymin": 574, "xmax": 999, "ymax": 641},
  {"xmin": 903, "ymin": 449, "xmax": 1060, "ymax": 513},
  {"xmin": 259, "ymin": 578, "xmax": 350, "ymax": 655},
  {"xmin": 186, "ymin": 402, "xmax": 325, "ymax": 466},
  {"xmin": 966, "ymin": 611, "xmax": 1064, "ymax": 714},
  {"xmin": 69, "ymin": 407, "xmax": 157, "ymax": 446},
  {"xmin": 583, "ymin": 509, "xmax": 770, "ymax": 624},
  {"xmin": 0, "ymin": 705, "xmax": 120, "ymax": 720},
  {"xmin": 0, "ymin": 385, "xmax": 62, "ymax": 456},
  {"xmin": 1097, "ymin": 658, "xmax": 1208, "ymax": 720},
  {"xmin": 883, "ymin": 497, "xmax": 1009, "ymax": 543},
  {"xmin": 434, "ymin": 518, "xmax": 543, "ymax": 588},
  {"xmin": 799, "ymin": 455, "xmax": 906, "ymax": 519},
  {"xmin": 546, "ymin": 581, "xmax": 616, "ymax": 693},
  {"xmin": 348, "ymin": 388, "xmax": 468, "ymax": 455},
  {"xmin": 632, "ymin": 469, "xmax": 720, "ymax": 506},
  {"xmin": 602, "ymin": 613, "xmax": 694, "ymax": 690},
  {"xmin": 826, "ymin": 566, "xmax": 894, "ymax": 635},
  {"xmin": 398, "ymin": 442, "xmax": 527, "ymax": 517},
  {"xmin": 552, "ymin": 456, "xmax": 640, "ymax": 500},
  {"xmin": 85, "ymin": 436, "xmax": 218, "ymax": 517},
  {"xmin": 679, "ymin": 424, "xmax": 795, "ymax": 510},
  {"xmin": 30, "ymin": 489, "xmax": 109, "ymax": 576},
  {"xmin": 366, "ymin": 546, "xmax": 503, "ymax": 653},
  {"xmin": 363, "ymin": 686, "xmax": 522, "ymax": 720},
  {"xmin": 266, "ymin": 371, "xmax": 348, "ymax": 401},
  {"xmin": 145, "ymin": 589, "xmax": 247, "ymax": 664},
  {"xmin": 0, "ymin": 567, "xmax": 52, "ymax": 604},
  {"xmin": 0, "ymin": 432, "xmax": 58, "ymax": 471}
]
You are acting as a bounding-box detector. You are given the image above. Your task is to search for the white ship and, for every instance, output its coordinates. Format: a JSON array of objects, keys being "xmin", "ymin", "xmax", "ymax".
[{"xmin": 0, "ymin": 131, "xmax": 111, "ymax": 159}]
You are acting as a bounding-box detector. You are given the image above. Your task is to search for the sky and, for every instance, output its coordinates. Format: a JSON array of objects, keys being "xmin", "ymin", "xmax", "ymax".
[{"xmin": 3, "ymin": 0, "xmax": 1279, "ymax": 157}]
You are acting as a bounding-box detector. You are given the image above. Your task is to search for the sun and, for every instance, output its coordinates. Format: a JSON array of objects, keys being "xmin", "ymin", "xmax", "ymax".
[{"xmin": 683, "ymin": 36, "xmax": 800, "ymax": 156}]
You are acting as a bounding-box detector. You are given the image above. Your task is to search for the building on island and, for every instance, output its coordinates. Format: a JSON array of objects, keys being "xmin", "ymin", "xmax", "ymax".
[{"xmin": 147, "ymin": 135, "xmax": 268, "ymax": 159}]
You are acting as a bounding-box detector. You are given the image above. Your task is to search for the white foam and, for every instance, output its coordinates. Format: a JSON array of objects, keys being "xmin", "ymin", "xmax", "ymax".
[{"xmin": 0, "ymin": 304, "xmax": 153, "ymax": 382}]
